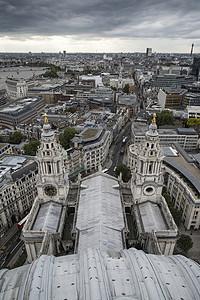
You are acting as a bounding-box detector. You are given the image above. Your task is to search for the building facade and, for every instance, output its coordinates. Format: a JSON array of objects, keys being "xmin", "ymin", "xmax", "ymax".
[
  {"xmin": 6, "ymin": 78, "xmax": 28, "ymax": 100},
  {"xmin": 71, "ymin": 127, "xmax": 112, "ymax": 174},
  {"xmin": 0, "ymin": 156, "xmax": 38, "ymax": 237},
  {"xmin": 166, "ymin": 168, "xmax": 200, "ymax": 230},
  {"xmin": 0, "ymin": 97, "xmax": 45, "ymax": 129},
  {"xmin": 158, "ymin": 88, "xmax": 186, "ymax": 109},
  {"xmin": 131, "ymin": 122, "xmax": 198, "ymax": 151}
]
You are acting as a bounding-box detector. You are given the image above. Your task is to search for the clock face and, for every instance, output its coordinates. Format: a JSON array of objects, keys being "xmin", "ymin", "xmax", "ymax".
[{"xmin": 44, "ymin": 184, "xmax": 57, "ymax": 196}]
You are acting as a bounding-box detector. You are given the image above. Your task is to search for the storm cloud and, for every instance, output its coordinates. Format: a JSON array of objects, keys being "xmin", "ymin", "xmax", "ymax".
[{"xmin": 0, "ymin": 0, "xmax": 200, "ymax": 40}]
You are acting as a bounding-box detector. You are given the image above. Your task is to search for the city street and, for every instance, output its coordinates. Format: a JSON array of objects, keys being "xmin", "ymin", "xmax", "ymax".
[
  {"xmin": 106, "ymin": 120, "xmax": 132, "ymax": 176},
  {"xmin": 0, "ymin": 225, "xmax": 23, "ymax": 268}
]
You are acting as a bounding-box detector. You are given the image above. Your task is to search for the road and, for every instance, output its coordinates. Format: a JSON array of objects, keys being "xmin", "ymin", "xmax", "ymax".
[
  {"xmin": 0, "ymin": 229, "xmax": 22, "ymax": 268},
  {"xmin": 108, "ymin": 120, "xmax": 131, "ymax": 176}
]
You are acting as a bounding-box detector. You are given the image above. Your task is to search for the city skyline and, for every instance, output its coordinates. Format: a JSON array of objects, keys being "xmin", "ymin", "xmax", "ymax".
[{"xmin": 0, "ymin": 0, "xmax": 200, "ymax": 53}]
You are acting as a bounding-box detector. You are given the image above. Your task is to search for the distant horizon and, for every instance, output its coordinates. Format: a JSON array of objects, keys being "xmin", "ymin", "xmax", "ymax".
[{"xmin": 0, "ymin": 51, "xmax": 199, "ymax": 55}]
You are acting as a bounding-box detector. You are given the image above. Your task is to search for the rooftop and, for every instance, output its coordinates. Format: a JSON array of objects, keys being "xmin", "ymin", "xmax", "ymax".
[
  {"xmin": 0, "ymin": 155, "xmax": 27, "ymax": 179},
  {"xmin": 1, "ymin": 248, "xmax": 200, "ymax": 300},
  {"xmin": 76, "ymin": 173, "xmax": 125, "ymax": 252},
  {"xmin": 32, "ymin": 201, "xmax": 62, "ymax": 233},
  {"xmin": 81, "ymin": 128, "xmax": 99, "ymax": 140},
  {"xmin": 138, "ymin": 201, "xmax": 168, "ymax": 232},
  {"xmin": 0, "ymin": 97, "xmax": 43, "ymax": 115}
]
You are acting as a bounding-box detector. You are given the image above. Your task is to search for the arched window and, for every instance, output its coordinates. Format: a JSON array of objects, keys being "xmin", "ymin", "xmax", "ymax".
[
  {"xmin": 47, "ymin": 162, "xmax": 52, "ymax": 174},
  {"xmin": 57, "ymin": 161, "xmax": 60, "ymax": 173},
  {"xmin": 149, "ymin": 162, "xmax": 153, "ymax": 174}
]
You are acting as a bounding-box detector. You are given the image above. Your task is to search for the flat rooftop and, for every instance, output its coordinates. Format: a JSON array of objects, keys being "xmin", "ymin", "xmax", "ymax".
[
  {"xmin": 138, "ymin": 201, "xmax": 168, "ymax": 232},
  {"xmin": 81, "ymin": 128, "xmax": 99, "ymax": 139},
  {"xmin": 0, "ymin": 97, "xmax": 42, "ymax": 114},
  {"xmin": 32, "ymin": 202, "xmax": 62, "ymax": 233},
  {"xmin": 0, "ymin": 155, "xmax": 27, "ymax": 179}
]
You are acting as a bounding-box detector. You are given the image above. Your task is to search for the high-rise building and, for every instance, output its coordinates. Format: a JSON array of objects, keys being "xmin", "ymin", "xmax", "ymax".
[{"xmin": 146, "ymin": 47, "xmax": 152, "ymax": 56}]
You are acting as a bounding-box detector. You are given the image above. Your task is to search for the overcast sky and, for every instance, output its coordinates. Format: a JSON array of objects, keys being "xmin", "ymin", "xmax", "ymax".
[{"xmin": 0, "ymin": 0, "xmax": 199, "ymax": 53}]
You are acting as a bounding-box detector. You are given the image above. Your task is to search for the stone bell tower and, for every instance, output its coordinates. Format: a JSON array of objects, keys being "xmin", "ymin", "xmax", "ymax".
[
  {"xmin": 131, "ymin": 114, "xmax": 165, "ymax": 203},
  {"xmin": 36, "ymin": 113, "xmax": 69, "ymax": 204}
]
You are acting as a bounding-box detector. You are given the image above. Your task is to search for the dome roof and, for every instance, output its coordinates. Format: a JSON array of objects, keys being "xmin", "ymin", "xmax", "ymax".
[{"xmin": 1, "ymin": 248, "xmax": 200, "ymax": 300}]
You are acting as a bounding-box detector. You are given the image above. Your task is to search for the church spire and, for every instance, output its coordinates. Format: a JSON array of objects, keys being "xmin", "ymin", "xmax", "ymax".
[
  {"xmin": 44, "ymin": 113, "xmax": 48, "ymax": 124},
  {"xmin": 152, "ymin": 113, "xmax": 156, "ymax": 125}
]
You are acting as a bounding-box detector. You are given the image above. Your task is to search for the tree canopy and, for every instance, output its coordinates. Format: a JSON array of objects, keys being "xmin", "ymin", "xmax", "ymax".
[
  {"xmin": 122, "ymin": 83, "xmax": 130, "ymax": 94},
  {"xmin": 177, "ymin": 234, "xmax": 193, "ymax": 254},
  {"xmin": 162, "ymin": 192, "xmax": 182, "ymax": 226},
  {"xmin": 8, "ymin": 131, "xmax": 24, "ymax": 144},
  {"xmin": 65, "ymin": 107, "xmax": 77, "ymax": 114},
  {"xmin": 24, "ymin": 141, "xmax": 40, "ymax": 156},
  {"xmin": 156, "ymin": 110, "xmax": 175, "ymax": 127},
  {"xmin": 110, "ymin": 86, "xmax": 117, "ymax": 91},
  {"xmin": 42, "ymin": 66, "xmax": 60, "ymax": 78},
  {"xmin": 60, "ymin": 128, "xmax": 77, "ymax": 150},
  {"xmin": 187, "ymin": 118, "xmax": 200, "ymax": 128},
  {"xmin": 115, "ymin": 163, "xmax": 131, "ymax": 182}
]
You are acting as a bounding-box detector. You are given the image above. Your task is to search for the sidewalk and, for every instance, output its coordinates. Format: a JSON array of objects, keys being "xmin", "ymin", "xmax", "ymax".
[
  {"xmin": 178, "ymin": 223, "xmax": 200, "ymax": 263},
  {"xmin": 0, "ymin": 224, "xmax": 18, "ymax": 248}
]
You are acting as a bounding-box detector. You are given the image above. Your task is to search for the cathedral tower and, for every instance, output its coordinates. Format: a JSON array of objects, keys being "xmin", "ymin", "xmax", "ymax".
[
  {"xmin": 131, "ymin": 114, "xmax": 165, "ymax": 202},
  {"xmin": 36, "ymin": 114, "xmax": 69, "ymax": 204},
  {"xmin": 23, "ymin": 114, "xmax": 69, "ymax": 262}
]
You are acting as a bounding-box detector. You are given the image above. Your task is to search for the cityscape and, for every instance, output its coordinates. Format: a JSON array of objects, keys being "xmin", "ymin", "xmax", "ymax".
[{"xmin": 0, "ymin": 0, "xmax": 200, "ymax": 299}]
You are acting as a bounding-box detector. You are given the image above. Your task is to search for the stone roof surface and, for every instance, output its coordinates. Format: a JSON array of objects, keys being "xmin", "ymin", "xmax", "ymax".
[
  {"xmin": 1, "ymin": 248, "xmax": 200, "ymax": 300},
  {"xmin": 76, "ymin": 173, "xmax": 125, "ymax": 252}
]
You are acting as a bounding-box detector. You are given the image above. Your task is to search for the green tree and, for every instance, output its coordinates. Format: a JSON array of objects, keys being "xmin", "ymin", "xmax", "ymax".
[
  {"xmin": 65, "ymin": 107, "xmax": 77, "ymax": 114},
  {"xmin": 162, "ymin": 192, "xmax": 182, "ymax": 226},
  {"xmin": 187, "ymin": 118, "xmax": 200, "ymax": 129},
  {"xmin": 122, "ymin": 83, "xmax": 130, "ymax": 94},
  {"xmin": 156, "ymin": 110, "xmax": 175, "ymax": 127},
  {"xmin": 24, "ymin": 141, "xmax": 40, "ymax": 156},
  {"xmin": 177, "ymin": 234, "xmax": 193, "ymax": 254},
  {"xmin": 110, "ymin": 86, "xmax": 117, "ymax": 91},
  {"xmin": 60, "ymin": 128, "xmax": 77, "ymax": 150},
  {"xmin": 170, "ymin": 207, "xmax": 182, "ymax": 226},
  {"xmin": 8, "ymin": 131, "xmax": 24, "ymax": 144},
  {"xmin": 116, "ymin": 164, "xmax": 131, "ymax": 182},
  {"xmin": 42, "ymin": 65, "xmax": 60, "ymax": 78}
]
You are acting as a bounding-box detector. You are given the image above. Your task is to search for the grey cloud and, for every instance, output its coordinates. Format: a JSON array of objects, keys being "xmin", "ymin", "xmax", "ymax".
[{"xmin": 0, "ymin": 0, "xmax": 199, "ymax": 40}]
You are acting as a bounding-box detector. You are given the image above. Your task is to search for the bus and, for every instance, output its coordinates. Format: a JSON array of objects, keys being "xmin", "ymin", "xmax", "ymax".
[
  {"xmin": 17, "ymin": 214, "xmax": 29, "ymax": 230},
  {"xmin": 102, "ymin": 168, "xmax": 108, "ymax": 173}
]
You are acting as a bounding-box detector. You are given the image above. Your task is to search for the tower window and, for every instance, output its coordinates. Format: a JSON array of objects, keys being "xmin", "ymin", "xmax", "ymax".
[
  {"xmin": 47, "ymin": 162, "xmax": 52, "ymax": 174},
  {"xmin": 57, "ymin": 161, "xmax": 60, "ymax": 173},
  {"xmin": 140, "ymin": 161, "xmax": 143, "ymax": 173},
  {"xmin": 46, "ymin": 144, "xmax": 49, "ymax": 149},
  {"xmin": 149, "ymin": 163, "xmax": 153, "ymax": 173}
]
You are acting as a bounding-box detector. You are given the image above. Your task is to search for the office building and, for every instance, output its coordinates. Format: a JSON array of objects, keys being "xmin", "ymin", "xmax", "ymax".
[
  {"xmin": 158, "ymin": 88, "xmax": 186, "ymax": 109},
  {"xmin": 131, "ymin": 122, "xmax": 198, "ymax": 151},
  {"xmin": 0, "ymin": 155, "xmax": 38, "ymax": 237},
  {"xmin": 146, "ymin": 47, "xmax": 152, "ymax": 56},
  {"xmin": 0, "ymin": 97, "xmax": 45, "ymax": 129}
]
